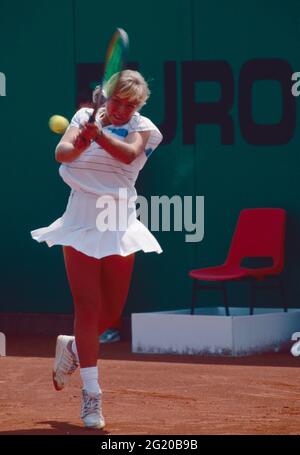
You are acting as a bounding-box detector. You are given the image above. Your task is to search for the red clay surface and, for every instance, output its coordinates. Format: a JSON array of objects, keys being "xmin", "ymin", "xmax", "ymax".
[{"xmin": 0, "ymin": 335, "xmax": 300, "ymax": 435}]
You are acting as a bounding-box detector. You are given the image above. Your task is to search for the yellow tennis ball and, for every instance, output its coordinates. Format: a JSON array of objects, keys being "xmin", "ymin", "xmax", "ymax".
[{"xmin": 49, "ymin": 115, "xmax": 69, "ymax": 134}]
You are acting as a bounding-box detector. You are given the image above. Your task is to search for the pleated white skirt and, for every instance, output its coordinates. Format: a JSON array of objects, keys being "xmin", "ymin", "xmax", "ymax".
[{"xmin": 31, "ymin": 190, "xmax": 162, "ymax": 259}]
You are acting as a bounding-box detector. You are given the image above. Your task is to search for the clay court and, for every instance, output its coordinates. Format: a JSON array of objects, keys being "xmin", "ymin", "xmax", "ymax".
[{"xmin": 1, "ymin": 336, "xmax": 300, "ymax": 435}]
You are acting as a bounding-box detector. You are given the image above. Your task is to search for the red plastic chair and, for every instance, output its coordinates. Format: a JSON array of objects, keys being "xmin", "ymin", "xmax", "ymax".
[{"xmin": 189, "ymin": 208, "xmax": 287, "ymax": 316}]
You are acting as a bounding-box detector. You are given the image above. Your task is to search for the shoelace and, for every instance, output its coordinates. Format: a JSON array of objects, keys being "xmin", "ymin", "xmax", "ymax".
[
  {"xmin": 81, "ymin": 392, "xmax": 101, "ymax": 418},
  {"xmin": 67, "ymin": 360, "xmax": 78, "ymax": 374}
]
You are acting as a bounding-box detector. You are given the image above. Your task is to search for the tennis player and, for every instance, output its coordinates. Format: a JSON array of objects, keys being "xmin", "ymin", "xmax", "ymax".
[{"xmin": 31, "ymin": 70, "xmax": 163, "ymax": 429}]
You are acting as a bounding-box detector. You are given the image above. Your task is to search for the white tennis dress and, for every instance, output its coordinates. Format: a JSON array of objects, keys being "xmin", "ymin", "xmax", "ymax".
[{"xmin": 31, "ymin": 107, "xmax": 163, "ymax": 259}]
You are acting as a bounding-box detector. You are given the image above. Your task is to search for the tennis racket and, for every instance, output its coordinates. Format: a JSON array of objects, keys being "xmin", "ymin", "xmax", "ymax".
[{"xmin": 89, "ymin": 27, "xmax": 129, "ymax": 123}]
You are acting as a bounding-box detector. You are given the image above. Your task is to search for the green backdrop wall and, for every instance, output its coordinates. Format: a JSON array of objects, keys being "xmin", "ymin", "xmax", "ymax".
[{"xmin": 0, "ymin": 0, "xmax": 300, "ymax": 315}]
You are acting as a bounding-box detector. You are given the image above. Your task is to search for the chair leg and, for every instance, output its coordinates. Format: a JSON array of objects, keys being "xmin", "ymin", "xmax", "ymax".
[
  {"xmin": 249, "ymin": 282, "xmax": 255, "ymax": 315},
  {"xmin": 191, "ymin": 280, "xmax": 198, "ymax": 315},
  {"xmin": 222, "ymin": 284, "xmax": 230, "ymax": 316}
]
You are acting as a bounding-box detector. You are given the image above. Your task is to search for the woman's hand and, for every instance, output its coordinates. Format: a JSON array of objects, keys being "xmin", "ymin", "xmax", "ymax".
[
  {"xmin": 55, "ymin": 120, "xmax": 102, "ymax": 163},
  {"xmin": 74, "ymin": 122, "xmax": 102, "ymax": 152},
  {"xmin": 83, "ymin": 122, "xmax": 102, "ymax": 140}
]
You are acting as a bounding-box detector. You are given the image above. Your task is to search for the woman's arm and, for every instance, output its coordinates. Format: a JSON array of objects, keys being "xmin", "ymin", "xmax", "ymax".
[
  {"xmin": 56, "ymin": 121, "xmax": 151, "ymax": 165},
  {"xmin": 55, "ymin": 126, "xmax": 91, "ymax": 163},
  {"xmin": 84, "ymin": 123, "xmax": 151, "ymax": 165},
  {"xmin": 95, "ymin": 129, "xmax": 150, "ymax": 165}
]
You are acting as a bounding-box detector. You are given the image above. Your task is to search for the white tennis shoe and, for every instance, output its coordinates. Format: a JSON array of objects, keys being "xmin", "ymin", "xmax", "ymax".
[
  {"xmin": 81, "ymin": 389, "xmax": 105, "ymax": 429},
  {"xmin": 52, "ymin": 335, "xmax": 79, "ymax": 391}
]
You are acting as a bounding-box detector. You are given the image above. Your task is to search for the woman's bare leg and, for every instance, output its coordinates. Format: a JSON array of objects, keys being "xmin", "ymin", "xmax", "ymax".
[
  {"xmin": 63, "ymin": 246, "xmax": 102, "ymax": 367},
  {"xmin": 98, "ymin": 254, "xmax": 135, "ymax": 335}
]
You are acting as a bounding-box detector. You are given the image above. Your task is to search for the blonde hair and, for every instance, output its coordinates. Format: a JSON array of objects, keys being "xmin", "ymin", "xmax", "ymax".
[{"xmin": 93, "ymin": 70, "xmax": 150, "ymax": 110}]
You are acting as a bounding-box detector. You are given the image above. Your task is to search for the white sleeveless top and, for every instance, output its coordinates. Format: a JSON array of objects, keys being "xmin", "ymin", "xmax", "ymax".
[{"xmin": 59, "ymin": 107, "xmax": 163, "ymax": 199}]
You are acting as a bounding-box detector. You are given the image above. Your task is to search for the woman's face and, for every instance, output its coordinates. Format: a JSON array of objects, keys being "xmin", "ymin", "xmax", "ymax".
[{"xmin": 105, "ymin": 95, "xmax": 139, "ymax": 126}]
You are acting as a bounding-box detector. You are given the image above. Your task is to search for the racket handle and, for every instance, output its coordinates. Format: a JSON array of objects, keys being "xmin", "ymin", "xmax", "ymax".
[
  {"xmin": 88, "ymin": 110, "xmax": 96, "ymax": 123},
  {"xmin": 89, "ymin": 91, "xmax": 106, "ymax": 123}
]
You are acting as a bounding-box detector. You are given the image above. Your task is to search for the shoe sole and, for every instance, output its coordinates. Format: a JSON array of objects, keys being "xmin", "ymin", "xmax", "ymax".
[
  {"xmin": 83, "ymin": 419, "xmax": 106, "ymax": 430},
  {"xmin": 52, "ymin": 335, "xmax": 71, "ymax": 391}
]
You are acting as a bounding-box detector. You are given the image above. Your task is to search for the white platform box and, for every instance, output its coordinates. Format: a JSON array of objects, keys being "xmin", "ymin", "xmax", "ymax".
[
  {"xmin": 0, "ymin": 332, "xmax": 6, "ymax": 356},
  {"xmin": 131, "ymin": 308, "xmax": 300, "ymax": 356}
]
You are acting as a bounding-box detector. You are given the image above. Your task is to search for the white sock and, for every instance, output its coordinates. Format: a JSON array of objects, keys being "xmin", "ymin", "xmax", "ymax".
[
  {"xmin": 71, "ymin": 340, "xmax": 79, "ymax": 363},
  {"xmin": 80, "ymin": 367, "xmax": 101, "ymax": 394}
]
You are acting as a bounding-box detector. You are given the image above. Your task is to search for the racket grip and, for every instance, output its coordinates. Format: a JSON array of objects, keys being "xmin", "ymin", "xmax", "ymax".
[
  {"xmin": 89, "ymin": 91, "xmax": 107, "ymax": 123},
  {"xmin": 88, "ymin": 111, "xmax": 96, "ymax": 123}
]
